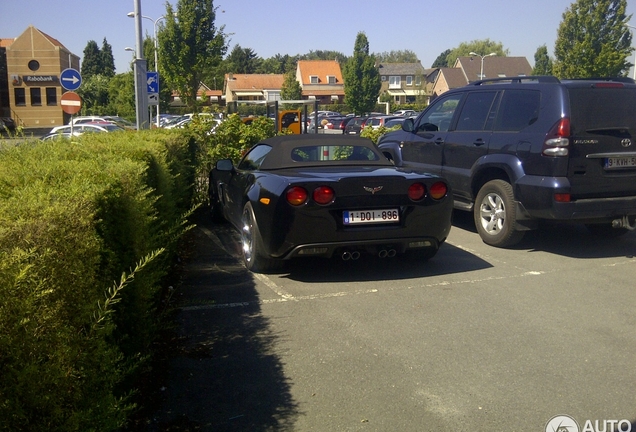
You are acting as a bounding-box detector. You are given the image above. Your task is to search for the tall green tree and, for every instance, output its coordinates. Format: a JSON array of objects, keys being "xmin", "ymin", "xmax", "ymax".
[
  {"xmin": 280, "ymin": 70, "xmax": 302, "ymax": 101},
  {"xmin": 533, "ymin": 45, "xmax": 554, "ymax": 75},
  {"xmin": 446, "ymin": 39, "xmax": 509, "ymax": 67},
  {"xmin": 301, "ymin": 50, "xmax": 348, "ymax": 64},
  {"xmin": 432, "ymin": 49, "xmax": 451, "ymax": 68},
  {"xmin": 343, "ymin": 32, "xmax": 381, "ymax": 115},
  {"xmin": 100, "ymin": 38, "xmax": 115, "ymax": 77},
  {"xmin": 81, "ymin": 40, "xmax": 102, "ymax": 80},
  {"xmin": 225, "ymin": 44, "xmax": 261, "ymax": 74},
  {"xmin": 374, "ymin": 50, "xmax": 419, "ymax": 63},
  {"xmin": 160, "ymin": 0, "xmax": 227, "ymax": 111},
  {"xmin": 553, "ymin": 0, "xmax": 632, "ymax": 78}
]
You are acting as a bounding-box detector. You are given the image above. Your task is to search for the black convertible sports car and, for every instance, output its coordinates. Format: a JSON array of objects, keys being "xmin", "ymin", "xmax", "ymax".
[{"xmin": 209, "ymin": 135, "xmax": 453, "ymax": 272}]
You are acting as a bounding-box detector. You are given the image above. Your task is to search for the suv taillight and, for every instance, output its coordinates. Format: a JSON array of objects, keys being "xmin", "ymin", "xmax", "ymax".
[{"xmin": 543, "ymin": 118, "xmax": 570, "ymax": 157}]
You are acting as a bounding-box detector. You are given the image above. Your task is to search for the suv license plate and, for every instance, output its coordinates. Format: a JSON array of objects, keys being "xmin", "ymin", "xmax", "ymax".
[
  {"xmin": 343, "ymin": 209, "xmax": 399, "ymax": 225},
  {"xmin": 605, "ymin": 157, "xmax": 636, "ymax": 169}
]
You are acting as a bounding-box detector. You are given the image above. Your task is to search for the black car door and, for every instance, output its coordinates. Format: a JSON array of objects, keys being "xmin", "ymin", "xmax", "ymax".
[
  {"xmin": 401, "ymin": 93, "xmax": 465, "ymax": 176},
  {"xmin": 441, "ymin": 90, "xmax": 499, "ymax": 203}
]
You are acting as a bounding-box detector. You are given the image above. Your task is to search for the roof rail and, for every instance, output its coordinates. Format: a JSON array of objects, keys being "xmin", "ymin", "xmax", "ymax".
[
  {"xmin": 469, "ymin": 76, "xmax": 561, "ymax": 86},
  {"xmin": 563, "ymin": 76, "xmax": 636, "ymax": 84}
]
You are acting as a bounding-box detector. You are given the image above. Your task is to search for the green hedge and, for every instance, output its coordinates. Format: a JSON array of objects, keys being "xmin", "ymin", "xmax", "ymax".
[{"xmin": 0, "ymin": 130, "xmax": 197, "ymax": 431}]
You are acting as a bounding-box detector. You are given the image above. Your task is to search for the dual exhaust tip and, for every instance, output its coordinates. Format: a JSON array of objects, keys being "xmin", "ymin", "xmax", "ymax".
[{"xmin": 341, "ymin": 249, "xmax": 396, "ymax": 260}]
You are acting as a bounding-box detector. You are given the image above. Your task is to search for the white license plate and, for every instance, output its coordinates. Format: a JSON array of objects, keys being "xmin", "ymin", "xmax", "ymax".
[
  {"xmin": 343, "ymin": 209, "xmax": 399, "ymax": 225},
  {"xmin": 605, "ymin": 157, "xmax": 636, "ymax": 169}
]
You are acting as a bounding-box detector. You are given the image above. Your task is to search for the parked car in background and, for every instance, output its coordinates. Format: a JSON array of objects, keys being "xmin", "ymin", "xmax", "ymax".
[
  {"xmin": 0, "ymin": 117, "xmax": 16, "ymax": 134},
  {"xmin": 323, "ymin": 116, "xmax": 354, "ymax": 133},
  {"xmin": 50, "ymin": 122, "xmax": 124, "ymax": 134},
  {"xmin": 364, "ymin": 115, "xmax": 402, "ymax": 129},
  {"xmin": 378, "ymin": 76, "xmax": 636, "ymax": 247},
  {"xmin": 344, "ymin": 116, "xmax": 369, "ymax": 135},
  {"xmin": 40, "ymin": 131, "xmax": 81, "ymax": 141},
  {"xmin": 209, "ymin": 135, "xmax": 452, "ymax": 272},
  {"xmin": 384, "ymin": 117, "xmax": 408, "ymax": 128},
  {"xmin": 392, "ymin": 110, "xmax": 418, "ymax": 117}
]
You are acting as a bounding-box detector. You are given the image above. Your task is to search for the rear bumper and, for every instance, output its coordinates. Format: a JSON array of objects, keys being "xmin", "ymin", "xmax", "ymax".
[
  {"xmin": 515, "ymin": 175, "xmax": 636, "ymax": 222},
  {"xmin": 282, "ymin": 236, "xmax": 443, "ymax": 259}
]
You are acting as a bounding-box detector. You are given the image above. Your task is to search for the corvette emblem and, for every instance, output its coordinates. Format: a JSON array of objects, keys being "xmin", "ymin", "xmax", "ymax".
[{"xmin": 363, "ymin": 186, "xmax": 383, "ymax": 194}]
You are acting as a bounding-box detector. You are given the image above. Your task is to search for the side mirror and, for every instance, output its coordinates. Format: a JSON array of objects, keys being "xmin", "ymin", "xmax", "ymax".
[
  {"xmin": 215, "ymin": 159, "xmax": 234, "ymax": 171},
  {"xmin": 402, "ymin": 118, "xmax": 415, "ymax": 132}
]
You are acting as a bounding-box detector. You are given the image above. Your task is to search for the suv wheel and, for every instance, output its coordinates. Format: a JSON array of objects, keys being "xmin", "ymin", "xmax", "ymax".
[{"xmin": 474, "ymin": 180, "xmax": 525, "ymax": 247}]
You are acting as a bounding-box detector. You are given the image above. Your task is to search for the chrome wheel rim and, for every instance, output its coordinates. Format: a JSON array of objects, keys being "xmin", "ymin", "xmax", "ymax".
[{"xmin": 479, "ymin": 192, "xmax": 506, "ymax": 235}]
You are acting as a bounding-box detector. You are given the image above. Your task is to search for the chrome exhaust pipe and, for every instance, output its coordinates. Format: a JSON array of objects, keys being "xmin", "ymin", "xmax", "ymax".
[
  {"xmin": 612, "ymin": 216, "xmax": 636, "ymax": 231},
  {"xmin": 387, "ymin": 249, "xmax": 396, "ymax": 257},
  {"xmin": 342, "ymin": 251, "xmax": 351, "ymax": 261},
  {"xmin": 351, "ymin": 251, "xmax": 360, "ymax": 260},
  {"xmin": 378, "ymin": 250, "xmax": 388, "ymax": 258}
]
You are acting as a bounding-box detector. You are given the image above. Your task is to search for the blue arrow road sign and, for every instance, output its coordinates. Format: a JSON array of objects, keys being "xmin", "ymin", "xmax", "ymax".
[
  {"xmin": 60, "ymin": 68, "xmax": 82, "ymax": 91},
  {"xmin": 147, "ymin": 72, "xmax": 159, "ymax": 94}
]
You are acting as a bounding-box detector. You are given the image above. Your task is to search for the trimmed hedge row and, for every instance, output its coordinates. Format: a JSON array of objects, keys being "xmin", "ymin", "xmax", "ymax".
[{"xmin": 0, "ymin": 130, "xmax": 198, "ymax": 431}]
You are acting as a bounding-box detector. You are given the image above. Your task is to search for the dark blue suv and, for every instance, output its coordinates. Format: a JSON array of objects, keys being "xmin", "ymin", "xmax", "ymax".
[{"xmin": 378, "ymin": 76, "xmax": 636, "ymax": 247}]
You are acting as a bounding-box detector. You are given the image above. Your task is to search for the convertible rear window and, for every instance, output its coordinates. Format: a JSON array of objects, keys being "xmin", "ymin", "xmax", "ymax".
[{"xmin": 291, "ymin": 145, "xmax": 381, "ymax": 162}]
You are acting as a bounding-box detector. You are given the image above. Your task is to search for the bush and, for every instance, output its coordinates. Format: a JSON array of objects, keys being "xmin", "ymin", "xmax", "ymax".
[{"xmin": 0, "ymin": 130, "xmax": 197, "ymax": 431}]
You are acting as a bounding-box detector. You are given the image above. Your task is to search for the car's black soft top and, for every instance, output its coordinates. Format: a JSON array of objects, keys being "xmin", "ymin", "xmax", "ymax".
[{"xmin": 256, "ymin": 135, "xmax": 393, "ymax": 170}]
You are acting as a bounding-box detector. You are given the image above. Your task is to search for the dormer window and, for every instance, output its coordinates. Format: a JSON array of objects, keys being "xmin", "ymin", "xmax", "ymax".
[
  {"xmin": 327, "ymin": 75, "xmax": 337, "ymax": 84},
  {"xmin": 310, "ymin": 75, "xmax": 319, "ymax": 84}
]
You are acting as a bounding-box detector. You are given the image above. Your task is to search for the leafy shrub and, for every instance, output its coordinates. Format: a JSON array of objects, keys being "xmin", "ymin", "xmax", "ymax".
[{"xmin": 0, "ymin": 131, "xmax": 196, "ymax": 431}]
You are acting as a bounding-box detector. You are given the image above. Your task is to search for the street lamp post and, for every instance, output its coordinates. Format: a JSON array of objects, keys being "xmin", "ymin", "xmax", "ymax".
[
  {"xmin": 128, "ymin": 12, "xmax": 167, "ymax": 128},
  {"xmin": 129, "ymin": 0, "xmax": 149, "ymax": 130},
  {"xmin": 469, "ymin": 52, "xmax": 497, "ymax": 80}
]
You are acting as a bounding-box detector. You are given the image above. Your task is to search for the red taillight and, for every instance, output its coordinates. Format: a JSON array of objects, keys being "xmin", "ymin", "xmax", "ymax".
[
  {"xmin": 429, "ymin": 182, "xmax": 448, "ymax": 200},
  {"xmin": 313, "ymin": 186, "xmax": 335, "ymax": 205},
  {"xmin": 286, "ymin": 186, "xmax": 308, "ymax": 206},
  {"xmin": 554, "ymin": 193, "xmax": 571, "ymax": 202},
  {"xmin": 543, "ymin": 118, "xmax": 570, "ymax": 157},
  {"xmin": 408, "ymin": 182, "xmax": 426, "ymax": 201}
]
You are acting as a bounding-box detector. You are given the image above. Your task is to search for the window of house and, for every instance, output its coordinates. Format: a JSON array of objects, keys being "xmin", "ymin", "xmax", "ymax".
[
  {"xmin": 389, "ymin": 76, "xmax": 401, "ymax": 88},
  {"xmin": 381, "ymin": 76, "xmax": 387, "ymax": 82},
  {"xmin": 415, "ymin": 76, "xmax": 422, "ymax": 86},
  {"xmin": 406, "ymin": 76, "xmax": 413, "ymax": 86},
  {"xmin": 30, "ymin": 88, "xmax": 42, "ymax": 106},
  {"xmin": 267, "ymin": 91, "xmax": 281, "ymax": 101},
  {"xmin": 46, "ymin": 87, "xmax": 57, "ymax": 106},
  {"xmin": 310, "ymin": 75, "xmax": 319, "ymax": 84},
  {"xmin": 14, "ymin": 88, "xmax": 26, "ymax": 106},
  {"xmin": 327, "ymin": 75, "xmax": 336, "ymax": 84}
]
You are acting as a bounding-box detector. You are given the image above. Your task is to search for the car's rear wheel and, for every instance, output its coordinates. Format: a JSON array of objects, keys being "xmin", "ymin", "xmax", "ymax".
[
  {"xmin": 474, "ymin": 180, "xmax": 525, "ymax": 247},
  {"xmin": 240, "ymin": 203, "xmax": 282, "ymax": 273}
]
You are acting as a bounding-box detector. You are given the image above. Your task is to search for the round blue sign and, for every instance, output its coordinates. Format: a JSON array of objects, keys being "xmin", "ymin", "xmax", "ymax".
[{"xmin": 60, "ymin": 68, "xmax": 82, "ymax": 91}]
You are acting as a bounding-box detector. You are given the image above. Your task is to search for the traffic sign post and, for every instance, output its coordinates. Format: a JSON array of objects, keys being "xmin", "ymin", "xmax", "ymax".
[
  {"xmin": 60, "ymin": 68, "xmax": 82, "ymax": 91},
  {"xmin": 147, "ymin": 71, "xmax": 159, "ymax": 107},
  {"xmin": 60, "ymin": 91, "xmax": 82, "ymax": 115}
]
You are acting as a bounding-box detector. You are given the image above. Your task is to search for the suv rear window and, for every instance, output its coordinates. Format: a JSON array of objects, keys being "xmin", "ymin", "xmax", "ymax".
[{"xmin": 568, "ymin": 87, "xmax": 636, "ymax": 134}]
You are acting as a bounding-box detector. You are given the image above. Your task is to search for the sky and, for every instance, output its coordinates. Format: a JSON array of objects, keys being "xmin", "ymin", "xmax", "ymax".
[{"xmin": 2, "ymin": 0, "xmax": 636, "ymax": 76}]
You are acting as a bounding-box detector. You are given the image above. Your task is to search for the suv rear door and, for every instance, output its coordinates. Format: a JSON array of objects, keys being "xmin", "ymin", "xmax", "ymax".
[{"xmin": 566, "ymin": 83, "xmax": 636, "ymax": 199}]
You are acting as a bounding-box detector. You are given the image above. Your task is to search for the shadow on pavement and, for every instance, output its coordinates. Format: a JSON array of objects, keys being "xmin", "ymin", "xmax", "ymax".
[{"xmin": 146, "ymin": 210, "xmax": 300, "ymax": 431}]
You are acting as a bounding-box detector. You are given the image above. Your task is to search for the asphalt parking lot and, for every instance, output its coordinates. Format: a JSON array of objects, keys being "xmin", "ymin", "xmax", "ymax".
[{"xmin": 150, "ymin": 209, "xmax": 636, "ymax": 432}]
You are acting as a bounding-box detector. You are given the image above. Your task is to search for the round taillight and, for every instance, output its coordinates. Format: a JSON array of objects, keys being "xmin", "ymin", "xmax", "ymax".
[
  {"xmin": 408, "ymin": 182, "xmax": 426, "ymax": 201},
  {"xmin": 286, "ymin": 186, "xmax": 308, "ymax": 206},
  {"xmin": 313, "ymin": 186, "xmax": 335, "ymax": 205},
  {"xmin": 429, "ymin": 182, "xmax": 448, "ymax": 200}
]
